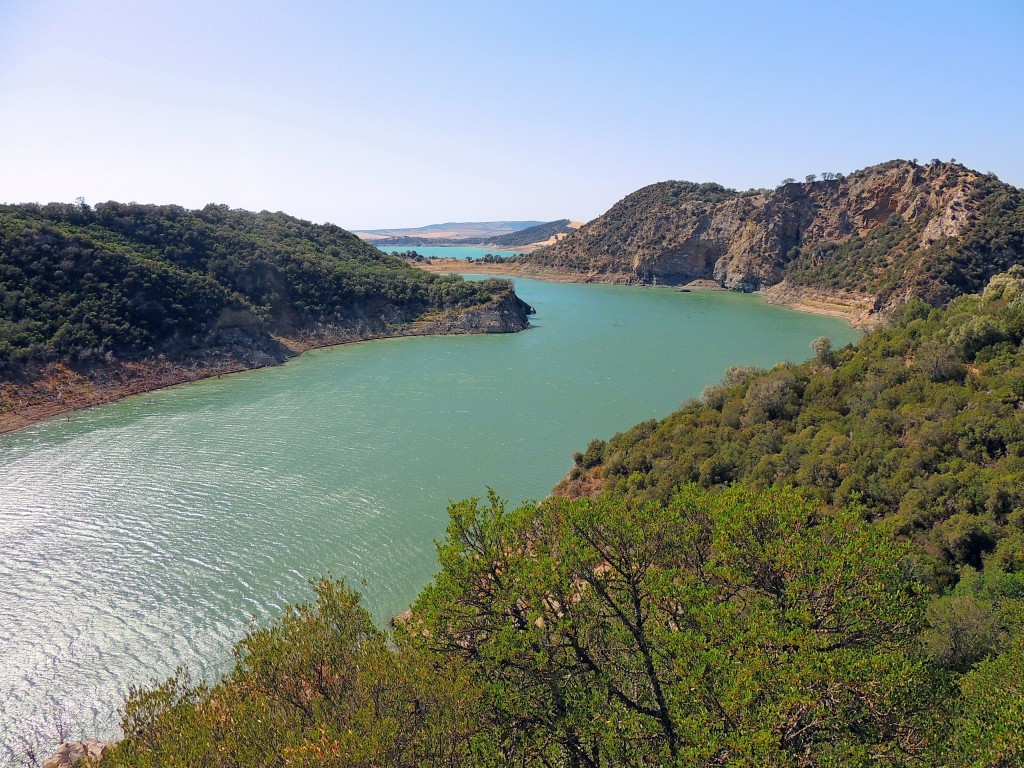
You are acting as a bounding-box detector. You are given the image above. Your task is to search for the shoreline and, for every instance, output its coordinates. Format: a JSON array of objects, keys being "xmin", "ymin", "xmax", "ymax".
[
  {"xmin": 1, "ymin": 271, "xmax": 871, "ymax": 436},
  {"xmin": 0, "ymin": 303, "xmax": 529, "ymax": 436},
  {"xmin": 411, "ymin": 258, "xmax": 877, "ymax": 328},
  {"xmin": 1, "ymin": 332, "xmax": 409, "ymax": 436}
]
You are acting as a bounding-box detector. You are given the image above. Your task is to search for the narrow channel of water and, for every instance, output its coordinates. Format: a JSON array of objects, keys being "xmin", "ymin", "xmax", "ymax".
[
  {"xmin": 376, "ymin": 244, "xmax": 521, "ymax": 259},
  {"xmin": 0, "ymin": 279, "xmax": 858, "ymax": 759}
]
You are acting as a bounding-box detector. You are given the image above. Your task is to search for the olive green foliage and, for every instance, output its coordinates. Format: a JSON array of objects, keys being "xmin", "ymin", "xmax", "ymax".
[
  {"xmin": 783, "ymin": 213, "xmax": 915, "ymax": 294},
  {"xmin": 575, "ymin": 268, "xmax": 1024, "ymax": 584},
  {"xmin": 106, "ymin": 578, "xmax": 486, "ymax": 768},
  {"xmin": 553, "ymin": 269, "xmax": 1024, "ymax": 765},
  {"xmin": 106, "ymin": 491, "xmax": 1024, "ymax": 767},
  {"xmin": 0, "ymin": 201, "xmax": 512, "ymax": 366},
  {"xmin": 943, "ymin": 631, "xmax": 1024, "ymax": 767},
  {"xmin": 103, "ymin": 268, "xmax": 1024, "ymax": 766},
  {"xmin": 407, "ymin": 486, "xmax": 930, "ymax": 767}
]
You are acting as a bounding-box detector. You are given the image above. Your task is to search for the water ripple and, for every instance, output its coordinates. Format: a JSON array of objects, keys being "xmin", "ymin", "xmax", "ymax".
[{"xmin": 0, "ymin": 280, "xmax": 859, "ymax": 763}]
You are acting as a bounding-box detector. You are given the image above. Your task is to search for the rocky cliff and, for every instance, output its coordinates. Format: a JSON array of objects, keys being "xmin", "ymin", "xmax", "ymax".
[{"xmin": 526, "ymin": 161, "xmax": 1024, "ymax": 318}]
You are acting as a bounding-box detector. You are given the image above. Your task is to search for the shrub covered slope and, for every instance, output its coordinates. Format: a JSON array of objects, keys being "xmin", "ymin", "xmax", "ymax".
[
  {"xmin": 0, "ymin": 201, "xmax": 524, "ymax": 370},
  {"xmin": 100, "ymin": 270, "xmax": 1024, "ymax": 767}
]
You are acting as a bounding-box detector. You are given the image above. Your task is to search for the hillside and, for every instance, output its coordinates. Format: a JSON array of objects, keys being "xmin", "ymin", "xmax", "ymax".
[
  {"xmin": 93, "ymin": 270, "xmax": 1024, "ymax": 768},
  {"xmin": 484, "ymin": 219, "xmax": 573, "ymax": 247},
  {"xmin": 558, "ymin": 267, "xmax": 1024, "ymax": 576},
  {"xmin": 525, "ymin": 160, "xmax": 1024, "ymax": 321},
  {"xmin": 354, "ymin": 220, "xmax": 545, "ymax": 242},
  {"xmin": 0, "ymin": 202, "xmax": 532, "ymax": 430},
  {"xmin": 360, "ymin": 219, "xmax": 574, "ymax": 248}
]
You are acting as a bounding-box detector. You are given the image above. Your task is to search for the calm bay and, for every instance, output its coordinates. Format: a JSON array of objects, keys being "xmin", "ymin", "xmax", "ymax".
[{"xmin": 0, "ymin": 278, "xmax": 859, "ymax": 758}]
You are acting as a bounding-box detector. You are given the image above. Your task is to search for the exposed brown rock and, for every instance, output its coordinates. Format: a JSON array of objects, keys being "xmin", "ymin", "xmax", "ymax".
[
  {"xmin": 525, "ymin": 160, "xmax": 1024, "ymax": 321},
  {"xmin": 43, "ymin": 740, "xmax": 111, "ymax": 768}
]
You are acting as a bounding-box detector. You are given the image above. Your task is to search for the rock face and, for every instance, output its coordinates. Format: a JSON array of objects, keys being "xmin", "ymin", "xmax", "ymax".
[
  {"xmin": 43, "ymin": 740, "xmax": 112, "ymax": 768},
  {"xmin": 527, "ymin": 161, "xmax": 1024, "ymax": 317},
  {"xmin": 419, "ymin": 288, "xmax": 534, "ymax": 334}
]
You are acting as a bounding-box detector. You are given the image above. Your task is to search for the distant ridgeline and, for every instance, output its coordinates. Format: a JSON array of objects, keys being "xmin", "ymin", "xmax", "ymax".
[
  {"xmin": 0, "ymin": 202, "xmax": 531, "ymax": 375},
  {"xmin": 525, "ymin": 160, "xmax": 1024, "ymax": 319},
  {"xmin": 372, "ymin": 219, "xmax": 573, "ymax": 248}
]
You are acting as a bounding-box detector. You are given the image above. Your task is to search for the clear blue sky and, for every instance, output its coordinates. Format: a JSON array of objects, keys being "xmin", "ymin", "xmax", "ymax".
[{"xmin": 1, "ymin": 0, "xmax": 1021, "ymax": 229}]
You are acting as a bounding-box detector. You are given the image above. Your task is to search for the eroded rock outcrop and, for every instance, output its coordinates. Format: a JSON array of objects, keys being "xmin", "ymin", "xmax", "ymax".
[
  {"xmin": 527, "ymin": 160, "xmax": 1024, "ymax": 320},
  {"xmin": 43, "ymin": 740, "xmax": 112, "ymax": 768}
]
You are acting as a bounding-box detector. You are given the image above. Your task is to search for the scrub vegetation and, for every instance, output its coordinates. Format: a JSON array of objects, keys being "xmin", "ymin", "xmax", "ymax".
[
  {"xmin": 103, "ymin": 269, "xmax": 1024, "ymax": 766},
  {"xmin": 0, "ymin": 201, "xmax": 518, "ymax": 369}
]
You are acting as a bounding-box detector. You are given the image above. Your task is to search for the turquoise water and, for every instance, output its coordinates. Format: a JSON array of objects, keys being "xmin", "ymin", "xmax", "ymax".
[
  {"xmin": 0, "ymin": 279, "xmax": 858, "ymax": 759},
  {"xmin": 376, "ymin": 244, "xmax": 522, "ymax": 260}
]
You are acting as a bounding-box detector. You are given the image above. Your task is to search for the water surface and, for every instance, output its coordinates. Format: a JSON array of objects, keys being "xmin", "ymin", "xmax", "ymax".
[
  {"xmin": 376, "ymin": 244, "xmax": 521, "ymax": 259},
  {"xmin": 0, "ymin": 279, "xmax": 858, "ymax": 759}
]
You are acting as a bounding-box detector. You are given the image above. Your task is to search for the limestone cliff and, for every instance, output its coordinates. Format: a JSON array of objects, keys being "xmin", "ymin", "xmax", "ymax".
[{"xmin": 527, "ymin": 161, "xmax": 1024, "ymax": 318}]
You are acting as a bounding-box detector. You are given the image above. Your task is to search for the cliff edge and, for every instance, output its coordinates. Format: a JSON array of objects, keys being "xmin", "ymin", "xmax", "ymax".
[{"xmin": 526, "ymin": 160, "xmax": 1024, "ymax": 322}]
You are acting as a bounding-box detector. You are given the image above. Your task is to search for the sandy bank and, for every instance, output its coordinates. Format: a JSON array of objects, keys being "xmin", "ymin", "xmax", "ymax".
[{"xmin": 412, "ymin": 259, "xmax": 874, "ymax": 329}]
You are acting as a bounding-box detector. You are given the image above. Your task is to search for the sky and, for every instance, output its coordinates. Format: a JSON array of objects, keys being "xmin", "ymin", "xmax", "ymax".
[{"xmin": 1, "ymin": 1, "xmax": 1022, "ymax": 230}]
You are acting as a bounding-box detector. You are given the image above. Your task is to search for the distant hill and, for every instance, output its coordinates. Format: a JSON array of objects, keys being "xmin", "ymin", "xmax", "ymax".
[
  {"xmin": 361, "ymin": 219, "xmax": 575, "ymax": 249},
  {"xmin": 485, "ymin": 219, "xmax": 574, "ymax": 248},
  {"xmin": 355, "ymin": 221, "xmax": 545, "ymax": 242},
  {"xmin": 524, "ymin": 160, "xmax": 1024, "ymax": 320},
  {"xmin": 0, "ymin": 202, "xmax": 533, "ymax": 428}
]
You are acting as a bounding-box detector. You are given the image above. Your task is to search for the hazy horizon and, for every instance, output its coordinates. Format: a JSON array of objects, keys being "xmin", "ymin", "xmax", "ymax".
[{"xmin": 2, "ymin": 1, "xmax": 1022, "ymax": 229}]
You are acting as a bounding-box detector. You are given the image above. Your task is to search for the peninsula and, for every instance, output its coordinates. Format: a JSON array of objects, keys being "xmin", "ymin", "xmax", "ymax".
[{"xmin": 0, "ymin": 202, "xmax": 532, "ymax": 433}]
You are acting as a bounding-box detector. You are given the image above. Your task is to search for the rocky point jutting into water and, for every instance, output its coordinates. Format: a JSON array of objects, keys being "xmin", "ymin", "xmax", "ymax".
[
  {"xmin": 523, "ymin": 160, "xmax": 1024, "ymax": 324},
  {"xmin": 0, "ymin": 202, "xmax": 533, "ymax": 432}
]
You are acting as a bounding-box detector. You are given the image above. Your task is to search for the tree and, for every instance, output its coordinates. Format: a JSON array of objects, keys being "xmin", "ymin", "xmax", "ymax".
[
  {"xmin": 107, "ymin": 578, "xmax": 487, "ymax": 768},
  {"xmin": 811, "ymin": 335, "xmax": 833, "ymax": 364},
  {"xmin": 941, "ymin": 629, "xmax": 1024, "ymax": 766},
  {"xmin": 805, "ymin": 174, "xmax": 817, "ymax": 183},
  {"xmin": 409, "ymin": 486, "xmax": 932, "ymax": 767}
]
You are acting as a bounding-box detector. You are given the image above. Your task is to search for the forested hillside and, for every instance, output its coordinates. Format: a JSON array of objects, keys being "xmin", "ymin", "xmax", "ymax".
[
  {"xmin": 559, "ymin": 267, "xmax": 1024, "ymax": 582},
  {"xmin": 525, "ymin": 161, "xmax": 1024, "ymax": 321},
  {"xmin": 100, "ymin": 270, "xmax": 1024, "ymax": 766},
  {"xmin": 0, "ymin": 201, "xmax": 529, "ymax": 369},
  {"xmin": 0, "ymin": 202, "xmax": 532, "ymax": 428}
]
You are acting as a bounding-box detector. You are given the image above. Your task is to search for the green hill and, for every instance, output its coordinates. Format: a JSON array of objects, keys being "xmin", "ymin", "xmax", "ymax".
[
  {"xmin": 100, "ymin": 270, "xmax": 1024, "ymax": 767},
  {"xmin": 0, "ymin": 202, "xmax": 531, "ymax": 371},
  {"xmin": 0, "ymin": 202, "xmax": 532, "ymax": 428}
]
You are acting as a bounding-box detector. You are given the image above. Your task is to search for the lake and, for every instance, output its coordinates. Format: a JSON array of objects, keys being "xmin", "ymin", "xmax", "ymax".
[
  {"xmin": 376, "ymin": 244, "xmax": 522, "ymax": 260},
  {"xmin": 0, "ymin": 278, "xmax": 858, "ymax": 760}
]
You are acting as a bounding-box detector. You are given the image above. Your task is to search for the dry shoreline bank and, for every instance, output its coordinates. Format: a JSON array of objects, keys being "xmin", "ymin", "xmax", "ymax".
[
  {"xmin": 0, "ymin": 326, "xmax": 432, "ymax": 435},
  {"xmin": 0, "ymin": 269, "xmax": 869, "ymax": 435},
  {"xmin": 412, "ymin": 258, "xmax": 877, "ymax": 328}
]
